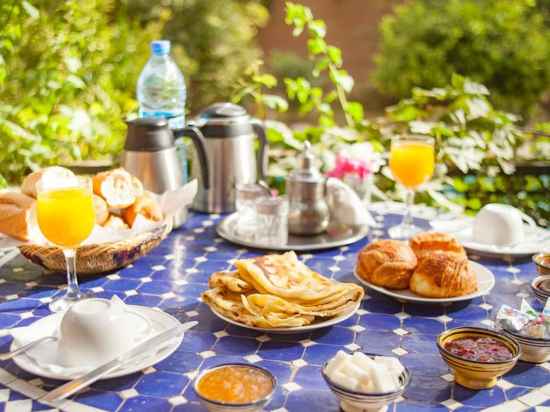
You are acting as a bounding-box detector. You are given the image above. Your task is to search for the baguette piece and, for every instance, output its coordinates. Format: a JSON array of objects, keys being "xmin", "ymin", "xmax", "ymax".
[
  {"xmin": 102, "ymin": 214, "xmax": 129, "ymax": 230},
  {"xmin": 92, "ymin": 169, "xmax": 143, "ymax": 209},
  {"xmin": 121, "ymin": 191, "xmax": 163, "ymax": 228},
  {"xmin": 21, "ymin": 167, "xmax": 76, "ymax": 198},
  {"xmin": 93, "ymin": 194, "xmax": 109, "ymax": 225},
  {"xmin": 0, "ymin": 192, "xmax": 35, "ymax": 240}
]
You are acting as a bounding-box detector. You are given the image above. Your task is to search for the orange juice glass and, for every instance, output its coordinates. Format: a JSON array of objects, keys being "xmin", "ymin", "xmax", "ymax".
[
  {"xmin": 36, "ymin": 177, "xmax": 95, "ymax": 312},
  {"xmin": 388, "ymin": 135, "xmax": 435, "ymax": 239}
]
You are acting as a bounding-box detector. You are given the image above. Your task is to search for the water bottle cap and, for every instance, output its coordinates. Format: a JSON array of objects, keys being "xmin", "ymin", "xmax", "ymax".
[{"xmin": 151, "ymin": 40, "xmax": 170, "ymax": 56}]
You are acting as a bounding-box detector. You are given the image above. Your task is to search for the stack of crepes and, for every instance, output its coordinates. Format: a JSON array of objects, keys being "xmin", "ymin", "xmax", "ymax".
[{"xmin": 202, "ymin": 251, "xmax": 364, "ymax": 328}]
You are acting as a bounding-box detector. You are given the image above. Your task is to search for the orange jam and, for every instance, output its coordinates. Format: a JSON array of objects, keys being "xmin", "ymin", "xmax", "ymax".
[{"xmin": 197, "ymin": 365, "xmax": 273, "ymax": 404}]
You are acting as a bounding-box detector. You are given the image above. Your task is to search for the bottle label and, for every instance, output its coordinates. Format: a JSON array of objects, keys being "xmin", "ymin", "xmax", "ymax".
[{"xmin": 140, "ymin": 110, "xmax": 185, "ymax": 129}]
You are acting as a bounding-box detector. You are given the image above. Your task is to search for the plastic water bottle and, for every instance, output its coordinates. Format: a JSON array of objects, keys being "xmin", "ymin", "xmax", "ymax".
[
  {"xmin": 137, "ymin": 40, "xmax": 188, "ymax": 182},
  {"xmin": 137, "ymin": 40, "xmax": 186, "ymax": 129}
]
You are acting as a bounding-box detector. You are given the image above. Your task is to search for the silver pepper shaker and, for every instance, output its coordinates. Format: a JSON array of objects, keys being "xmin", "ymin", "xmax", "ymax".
[{"xmin": 287, "ymin": 141, "xmax": 330, "ymax": 235}]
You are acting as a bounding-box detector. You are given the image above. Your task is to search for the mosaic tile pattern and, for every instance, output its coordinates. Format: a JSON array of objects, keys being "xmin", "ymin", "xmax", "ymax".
[{"xmin": 0, "ymin": 212, "xmax": 548, "ymax": 412}]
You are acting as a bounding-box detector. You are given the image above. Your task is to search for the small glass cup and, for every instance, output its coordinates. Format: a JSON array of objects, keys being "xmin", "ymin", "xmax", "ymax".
[
  {"xmin": 235, "ymin": 183, "xmax": 270, "ymax": 239},
  {"xmin": 255, "ymin": 196, "xmax": 288, "ymax": 246}
]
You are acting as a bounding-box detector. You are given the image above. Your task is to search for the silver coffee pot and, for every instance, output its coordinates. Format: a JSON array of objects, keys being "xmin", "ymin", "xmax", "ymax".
[
  {"xmin": 287, "ymin": 141, "xmax": 330, "ymax": 235},
  {"xmin": 182, "ymin": 103, "xmax": 268, "ymax": 213},
  {"xmin": 121, "ymin": 117, "xmax": 209, "ymax": 227}
]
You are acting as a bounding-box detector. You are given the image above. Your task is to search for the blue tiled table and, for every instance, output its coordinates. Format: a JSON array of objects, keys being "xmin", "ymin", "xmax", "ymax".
[{"xmin": 0, "ymin": 212, "xmax": 548, "ymax": 412}]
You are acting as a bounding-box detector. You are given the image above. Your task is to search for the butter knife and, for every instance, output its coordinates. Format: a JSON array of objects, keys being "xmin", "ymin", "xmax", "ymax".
[{"xmin": 41, "ymin": 320, "xmax": 197, "ymax": 404}]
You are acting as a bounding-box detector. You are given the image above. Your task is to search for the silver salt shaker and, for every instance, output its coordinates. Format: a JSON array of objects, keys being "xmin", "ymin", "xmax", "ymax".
[{"xmin": 286, "ymin": 141, "xmax": 330, "ymax": 235}]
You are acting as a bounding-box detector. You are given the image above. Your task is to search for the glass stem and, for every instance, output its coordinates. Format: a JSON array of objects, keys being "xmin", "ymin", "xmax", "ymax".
[
  {"xmin": 63, "ymin": 249, "xmax": 80, "ymax": 299},
  {"xmin": 403, "ymin": 189, "xmax": 415, "ymax": 228}
]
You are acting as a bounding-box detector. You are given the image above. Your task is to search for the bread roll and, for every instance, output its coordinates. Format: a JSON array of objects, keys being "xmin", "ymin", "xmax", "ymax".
[
  {"xmin": 121, "ymin": 191, "xmax": 162, "ymax": 228},
  {"xmin": 102, "ymin": 214, "xmax": 129, "ymax": 230},
  {"xmin": 0, "ymin": 192, "xmax": 35, "ymax": 240},
  {"xmin": 93, "ymin": 195, "xmax": 109, "ymax": 225},
  {"xmin": 409, "ymin": 251, "xmax": 477, "ymax": 298},
  {"xmin": 92, "ymin": 169, "xmax": 143, "ymax": 209},
  {"xmin": 356, "ymin": 240, "xmax": 417, "ymax": 290},
  {"xmin": 410, "ymin": 232, "xmax": 466, "ymax": 260},
  {"xmin": 21, "ymin": 167, "xmax": 76, "ymax": 198}
]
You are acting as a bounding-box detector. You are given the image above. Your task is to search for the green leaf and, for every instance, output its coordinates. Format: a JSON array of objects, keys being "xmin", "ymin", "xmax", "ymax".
[
  {"xmin": 308, "ymin": 19, "xmax": 326, "ymax": 38},
  {"xmin": 262, "ymin": 94, "xmax": 288, "ymax": 112},
  {"xmin": 307, "ymin": 38, "xmax": 326, "ymax": 55},
  {"xmin": 345, "ymin": 101, "xmax": 364, "ymax": 123},
  {"xmin": 327, "ymin": 46, "xmax": 342, "ymax": 66}
]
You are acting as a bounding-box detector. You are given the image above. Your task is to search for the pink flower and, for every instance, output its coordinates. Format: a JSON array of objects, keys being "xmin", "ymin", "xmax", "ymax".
[{"xmin": 327, "ymin": 154, "xmax": 373, "ymax": 181}]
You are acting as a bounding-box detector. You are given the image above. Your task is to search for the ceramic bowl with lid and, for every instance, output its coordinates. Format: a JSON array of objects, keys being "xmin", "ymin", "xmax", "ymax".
[{"xmin": 501, "ymin": 328, "xmax": 550, "ymax": 364}]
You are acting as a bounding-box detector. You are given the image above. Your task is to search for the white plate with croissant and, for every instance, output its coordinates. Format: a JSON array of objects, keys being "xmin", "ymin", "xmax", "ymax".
[{"xmin": 353, "ymin": 232, "xmax": 496, "ymax": 304}]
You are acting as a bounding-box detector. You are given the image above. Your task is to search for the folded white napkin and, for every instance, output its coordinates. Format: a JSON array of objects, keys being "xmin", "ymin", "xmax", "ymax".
[{"xmin": 326, "ymin": 178, "xmax": 376, "ymax": 227}]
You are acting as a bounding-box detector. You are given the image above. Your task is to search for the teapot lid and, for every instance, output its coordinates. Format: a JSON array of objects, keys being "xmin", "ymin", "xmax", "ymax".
[
  {"xmin": 192, "ymin": 102, "xmax": 253, "ymax": 138},
  {"xmin": 288, "ymin": 141, "xmax": 323, "ymax": 182},
  {"xmin": 124, "ymin": 117, "xmax": 175, "ymax": 152}
]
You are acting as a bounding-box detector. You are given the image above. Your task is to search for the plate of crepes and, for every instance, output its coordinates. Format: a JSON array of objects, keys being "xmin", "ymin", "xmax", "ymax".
[
  {"xmin": 202, "ymin": 252, "xmax": 364, "ymax": 333},
  {"xmin": 0, "ymin": 166, "xmax": 196, "ymax": 274},
  {"xmin": 353, "ymin": 232, "xmax": 495, "ymax": 304}
]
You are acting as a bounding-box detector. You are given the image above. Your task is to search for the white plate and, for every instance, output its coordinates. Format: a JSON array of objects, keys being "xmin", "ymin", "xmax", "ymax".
[
  {"xmin": 10, "ymin": 306, "xmax": 183, "ymax": 380},
  {"xmin": 353, "ymin": 261, "xmax": 495, "ymax": 304},
  {"xmin": 430, "ymin": 217, "xmax": 550, "ymax": 258},
  {"xmin": 209, "ymin": 300, "xmax": 360, "ymax": 334}
]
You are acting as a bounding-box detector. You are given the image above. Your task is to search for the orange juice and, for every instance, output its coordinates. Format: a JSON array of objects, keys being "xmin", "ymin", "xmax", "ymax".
[
  {"xmin": 37, "ymin": 187, "xmax": 95, "ymax": 248},
  {"xmin": 389, "ymin": 142, "xmax": 435, "ymax": 188}
]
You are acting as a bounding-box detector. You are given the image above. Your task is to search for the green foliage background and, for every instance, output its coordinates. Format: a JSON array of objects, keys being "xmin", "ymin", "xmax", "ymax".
[
  {"xmin": 374, "ymin": 0, "xmax": 550, "ymax": 117},
  {"xmin": 0, "ymin": 0, "xmax": 268, "ymax": 185}
]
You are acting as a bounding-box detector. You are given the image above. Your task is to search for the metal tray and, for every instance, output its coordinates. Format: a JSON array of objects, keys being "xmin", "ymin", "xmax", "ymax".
[{"xmin": 216, "ymin": 213, "xmax": 369, "ymax": 251}]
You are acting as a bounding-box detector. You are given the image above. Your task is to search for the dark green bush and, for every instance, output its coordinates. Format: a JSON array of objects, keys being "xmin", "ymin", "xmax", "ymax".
[{"xmin": 374, "ymin": 0, "xmax": 550, "ymax": 117}]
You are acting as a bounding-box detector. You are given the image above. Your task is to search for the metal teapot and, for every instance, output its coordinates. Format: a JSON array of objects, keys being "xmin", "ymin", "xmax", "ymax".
[
  {"xmin": 181, "ymin": 103, "xmax": 268, "ymax": 213},
  {"xmin": 287, "ymin": 141, "xmax": 330, "ymax": 235}
]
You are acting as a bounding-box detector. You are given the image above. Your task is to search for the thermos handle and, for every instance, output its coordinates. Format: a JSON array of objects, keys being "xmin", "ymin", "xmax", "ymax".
[
  {"xmin": 251, "ymin": 119, "xmax": 268, "ymax": 181},
  {"xmin": 175, "ymin": 127, "xmax": 210, "ymax": 190}
]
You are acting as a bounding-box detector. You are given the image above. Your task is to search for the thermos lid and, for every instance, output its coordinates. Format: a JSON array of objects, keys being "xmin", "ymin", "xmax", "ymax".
[
  {"xmin": 124, "ymin": 118, "xmax": 175, "ymax": 152},
  {"xmin": 192, "ymin": 102, "xmax": 254, "ymax": 138},
  {"xmin": 288, "ymin": 141, "xmax": 323, "ymax": 183}
]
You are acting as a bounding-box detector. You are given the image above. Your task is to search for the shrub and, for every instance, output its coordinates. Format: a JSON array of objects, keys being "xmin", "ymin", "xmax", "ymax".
[
  {"xmin": 374, "ymin": 0, "xmax": 550, "ymax": 117},
  {"xmin": 0, "ymin": 0, "xmax": 164, "ymax": 185},
  {"xmin": 131, "ymin": 0, "xmax": 269, "ymax": 113}
]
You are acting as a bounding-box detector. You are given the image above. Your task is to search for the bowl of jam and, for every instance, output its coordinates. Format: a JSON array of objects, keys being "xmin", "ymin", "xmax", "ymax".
[
  {"xmin": 533, "ymin": 253, "xmax": 550, "ymax": 277},
  {"xmin": 194, "ymin": 363, "xmax": 276, "ymax": 412},
  {"xmin": 437, "ymin": 327, "xmax": 520, "ymax": 390}
]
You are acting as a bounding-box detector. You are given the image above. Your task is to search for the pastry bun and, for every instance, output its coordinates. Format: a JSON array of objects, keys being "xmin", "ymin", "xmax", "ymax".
[
  {"xmin": 0, "ymin": 191, "xmax": 35, "ymax": 240},
  {"xmin": 410, "ymin": 231, "xmax": 466, "ymax": 260},
  {"xmin": 356, "ymin": 239, "xmax": 417, "ymax": 290},
  {"xmin": 409, "ymin": 251, "xmax": 477, "ymax": 298},
  {"xmin": 92, "ymin": 168, "xmax": 143, "ymax": 209},
  {"xmin": 121, "ymin": 191, "xmax": 163, "ymax": 228}
]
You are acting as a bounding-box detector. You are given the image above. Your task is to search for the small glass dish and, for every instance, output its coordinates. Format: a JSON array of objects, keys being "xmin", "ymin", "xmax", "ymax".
[
  {"xmin": 321, "ymin": 354, "xmax": 411, "ymax": 412},
  {"xmin": 533, "ymin": 253, "xmax": 550, "ymax": 277},
  {"xmin": 194, "ymin": 363, "xmax": 276, "ymax": 412}
]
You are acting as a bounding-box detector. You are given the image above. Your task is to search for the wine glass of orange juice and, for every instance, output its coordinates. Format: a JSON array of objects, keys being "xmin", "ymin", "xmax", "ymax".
[
  {"xmin": 36, "ymin": 177, "xmax": 96, "ymax": 312},
  {"xmin": 388, "ymin": 135, "xmax": 435, "ymax": 239}
]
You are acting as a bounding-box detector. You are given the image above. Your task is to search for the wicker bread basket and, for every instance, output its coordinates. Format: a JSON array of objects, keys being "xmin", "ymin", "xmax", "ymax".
[{"xmin": 19, "ymin": 221, "xmax": 172, "ymax": 275}]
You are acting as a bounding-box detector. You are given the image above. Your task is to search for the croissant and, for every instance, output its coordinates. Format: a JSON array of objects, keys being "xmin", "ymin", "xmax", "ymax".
[
  {"xmin": 356, "ymin": 240, "xmax": 417, "ymax": 290},
  {"xmin": 409, "ymin": 251, "xmax": 477, "ymax": 298},
  {"xmin": 410, "ymin": 232, "xmax": 466, "ymax": 260}
]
